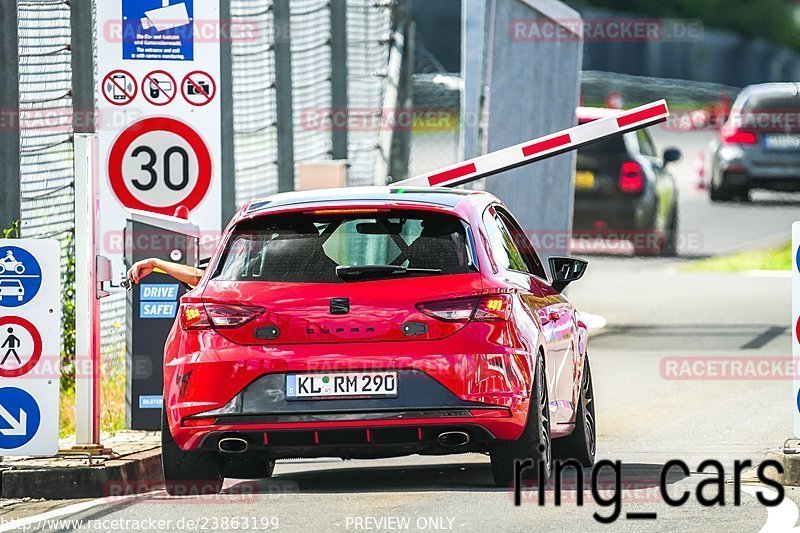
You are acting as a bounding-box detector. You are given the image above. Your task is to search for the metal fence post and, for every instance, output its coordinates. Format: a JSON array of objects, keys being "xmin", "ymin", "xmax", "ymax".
[
  {"xmin": 390, "ymin": 15, "xmax": 414, "ymax": 182},
  {"xmin": 0, "ymin": 2, "xmax": 20, "ymax": 231},
  {"xmin": 219, "ymin": 0, "xmax": 236, "ymax": 223},
  {"xmin": 330, "ymin": 0, "xmax": 349, "ymax": 161},
  {"xmin": 70, "ymin": 0, "xmax": 95, "ymax": 135},
  {"xmin": 273, "ymin": 0, "xmax": 296, "ymax": 192}
]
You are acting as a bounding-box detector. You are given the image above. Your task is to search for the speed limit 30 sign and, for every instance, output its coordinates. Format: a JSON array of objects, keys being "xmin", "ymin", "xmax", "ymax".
[{"xmin": 108, "ymin": 117, "xmax": 212, "ymax": 215}]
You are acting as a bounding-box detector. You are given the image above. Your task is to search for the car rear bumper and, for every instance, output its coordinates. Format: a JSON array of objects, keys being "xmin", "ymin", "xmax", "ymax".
[
  {"xmin": 164, "ymin": 325, "xmax": 543, "ymax": 452},
  {"xmin": 197, "ymin": 423, "xmax": 499, "ymax": 459},
  {"xmin": 572, "ymin": 196, "xmax": 652, "ymax": 234},
  {"xmin": 717, "ymin": 151, "xmax": 800, "ymax": 190}
]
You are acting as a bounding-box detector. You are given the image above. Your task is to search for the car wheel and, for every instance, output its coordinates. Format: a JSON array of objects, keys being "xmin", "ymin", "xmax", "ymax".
[
  {"xmin": 224, "ymin": 455, "xmax": 276, "ymax": 479},
  {"xmin": 162, "ymin": 409, "xmax": 223, "ymax": 496},
  {"xmin": 659, "ymin": 208, "xmax": 679, "ymax": 257},
  {"xmin": 709, "ymin": 172, "xmax": 734, "ymax": 202},
  {"xmin": 736, "ymin": 188, "xmax": 752, "ymax": 203},
  {"xmin": 552, "ymin": 356, "xmax": 596, "ymax": 467},
  {"xmin": 490, "ymin": 351, "xmax": 551, "ymax": 487}
]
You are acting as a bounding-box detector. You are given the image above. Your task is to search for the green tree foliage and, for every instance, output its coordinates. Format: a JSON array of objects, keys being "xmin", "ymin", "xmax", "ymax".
[{"xmin": 572, "ymin": 0, "xmax": 800, "ymax": 49}]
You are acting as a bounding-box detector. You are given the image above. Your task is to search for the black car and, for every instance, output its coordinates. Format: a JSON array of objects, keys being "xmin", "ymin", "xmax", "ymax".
[{"xmin": 572, "ymin": 107, "xmax": 682, "ymax": 256}]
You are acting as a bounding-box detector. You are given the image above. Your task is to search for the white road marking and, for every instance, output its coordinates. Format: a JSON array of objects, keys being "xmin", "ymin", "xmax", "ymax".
[{"xmin": 743, "ymin": 485, "xmax": 800, "ymax": 532}]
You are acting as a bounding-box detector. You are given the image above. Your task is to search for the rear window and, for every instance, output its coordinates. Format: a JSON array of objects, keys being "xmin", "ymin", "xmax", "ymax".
[
  {"xmin": 736, "ymin": 93, "xmax": 800, "ymax": 132},
  {"xmin": 576, "ymin": 118, "xmax": 627, "ymax": 156},
  {"xmin": 213, "ymin": 210, "xmax": 473, "ymax": 283}
]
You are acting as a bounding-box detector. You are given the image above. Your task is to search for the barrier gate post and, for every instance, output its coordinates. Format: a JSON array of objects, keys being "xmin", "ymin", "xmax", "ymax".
[{"xmin": 73, "ymin": 134, "xmax": 112, "ymax": 452}]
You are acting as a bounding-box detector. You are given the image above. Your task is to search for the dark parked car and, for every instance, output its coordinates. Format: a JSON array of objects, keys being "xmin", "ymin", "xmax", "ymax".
[
  {"xmin": 708, "ymin": 83, "xmax": 800, "ymax": 202},
  {"xmin": 572, "ymin": 107, "xmax": 682, "ymax": 256}
]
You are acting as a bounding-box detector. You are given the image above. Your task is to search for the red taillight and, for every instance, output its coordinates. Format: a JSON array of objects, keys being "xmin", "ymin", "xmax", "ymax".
[
  {"xmin": 474, "ymin": 294, "xmax": 513, "ymax": 321},
  {"xmin": 180, "ymin": 303, "xmax": 211, "ymax": 330},
  {"xmin": 417, "ymin": 294, "xmax": 512, "ymax": 323},
  {"xmin": 417, "ymin": 297, "xmax": 478, "ymax": 322},
  {"xmin": 179, "ymin": 303, "xmax": 264, "ymax": 330},
  {"xmin": 619, "ymin": 161, "xmax": 644, "ymax": 194},
  {"xmin": 720, "ymin": 124, "xmax": 757, "ymax": 145}
]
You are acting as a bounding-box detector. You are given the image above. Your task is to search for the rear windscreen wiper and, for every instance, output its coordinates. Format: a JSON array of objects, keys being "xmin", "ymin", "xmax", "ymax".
[{"xmin": 335, "ymin": 265, "xmax": 443, "ymax": 281}]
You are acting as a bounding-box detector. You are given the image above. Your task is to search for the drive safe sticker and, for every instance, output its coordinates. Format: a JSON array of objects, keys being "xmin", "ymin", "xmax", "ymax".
[
  {"xmin": 140, "ymin": 284, "xmax": 179, "ymax": 301},
  {"xmin": 139, "ymin": 301, "xmax": 177, "ymax": 319}
]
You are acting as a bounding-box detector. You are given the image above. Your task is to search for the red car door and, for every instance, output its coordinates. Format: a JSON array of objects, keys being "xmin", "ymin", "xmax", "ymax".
[{"xmin": 491, "ymin": 208, "xmax": 578, "ymax": 427}]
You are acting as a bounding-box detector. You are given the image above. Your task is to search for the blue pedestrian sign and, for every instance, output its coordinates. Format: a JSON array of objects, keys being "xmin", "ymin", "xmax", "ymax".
[
  {"xmin": 122, "ymin": 0, "xmax": 194, "ymax": 61},
  {"xmin": 0, "ymin": 246, "xmax": 42, "ymax": 308},
  {"xmin": 0, "ymin": 387, "xmax": 40, "ymax": 449}
]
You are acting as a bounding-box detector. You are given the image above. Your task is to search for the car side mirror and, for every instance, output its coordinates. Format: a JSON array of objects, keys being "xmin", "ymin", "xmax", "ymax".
[
  {"xmin": 663, "ymin": 147, "xmax": 682, "ymax": 164},
  {"xmin": 549, "ymin": 256, "xmax": 588, "ymax": 293}
]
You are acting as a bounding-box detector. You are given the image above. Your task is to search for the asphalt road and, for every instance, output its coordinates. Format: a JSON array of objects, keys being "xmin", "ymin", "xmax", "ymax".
[{"xmin": 5, "ymin": 128, "xmax": 800, "ymax": 532}]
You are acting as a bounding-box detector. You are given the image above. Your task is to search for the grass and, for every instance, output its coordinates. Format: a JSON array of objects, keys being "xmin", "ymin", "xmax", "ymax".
[
  {"xmin": 59, "ymin": 359, "xmax": 126, "ymax": 438},
  {"xmin": 683, "ymin": 241, "xmax": 793, "ymax": 272}
]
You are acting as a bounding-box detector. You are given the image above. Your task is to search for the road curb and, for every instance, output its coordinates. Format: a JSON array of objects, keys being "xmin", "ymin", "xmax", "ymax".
[
  {"xmin": 0, "ymin": 447, "xmax": 162, "ymax": 499},
  {"xmin": 765, "ymin": 449, "xmax": 800, "ymax": 486}
]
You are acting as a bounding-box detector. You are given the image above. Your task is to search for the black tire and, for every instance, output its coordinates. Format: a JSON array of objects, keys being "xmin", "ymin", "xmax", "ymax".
[
  {"xmin": 490, "ymin": 352, "xmax": 551, "ymax": 487},
  {"xmin": 552, "ymin": 357, "xmax": 596, "ymax": 466},
  {"xmin": 224, "ymin": 455, "xmax": 276, "ymax": 479},
  {"xmin": 659, "ymin": 207, "xmax": 679, "ymax": 257},
  {"xmin": 709, "ymin": 173, "xmax": 738, "ymax": 202},
  {"xmin": 162, "ymin": 409, "xmax": 223, "ymax": 496}
]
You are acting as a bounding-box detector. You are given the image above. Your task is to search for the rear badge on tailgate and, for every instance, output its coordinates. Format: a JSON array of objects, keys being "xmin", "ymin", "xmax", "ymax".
[{"xmin": 330, "ymin": 298, "xmax": 350, "ymax": 315}]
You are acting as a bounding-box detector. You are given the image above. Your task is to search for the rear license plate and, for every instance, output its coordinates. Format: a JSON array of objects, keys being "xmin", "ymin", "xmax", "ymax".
[
  {"xmin": 764, "ymin": 134, "xmax": 800, "ymax": 150},
  {"xmin": 575, "ymin": 171, "xmax": 596, "ymax": 189},
  {"xmin": 286, "ymin": 372, "xmax": 398, "ymax": 400}
]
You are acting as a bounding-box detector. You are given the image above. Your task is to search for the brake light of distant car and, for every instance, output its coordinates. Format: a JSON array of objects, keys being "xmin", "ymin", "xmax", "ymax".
[
  {"xmin": 720, "ymin": 123, "xmax": 757, "ymax": 145},
  {"xmin": 417, "ymin": 294, "xmax": 512, "ymax": 323},
  {"xmin": 180, "ymin": 303, "xmax": 264, "ymax": 330},
  {"xmin": 619, "ymin": 161, "xmax": 644, "ymax": 193}
]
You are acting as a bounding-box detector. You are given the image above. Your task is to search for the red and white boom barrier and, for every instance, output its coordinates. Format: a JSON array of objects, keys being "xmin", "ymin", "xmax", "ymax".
[{"xmin": 395, "ymin": 100, "xmax": 669, "ymax": 189}]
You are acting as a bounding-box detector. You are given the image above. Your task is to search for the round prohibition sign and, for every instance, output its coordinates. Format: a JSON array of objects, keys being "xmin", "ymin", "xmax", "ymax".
[
  {"xmin": 102, "ymin": 70, "xmax": 137, "ymax": 106},
  {"xmin": 108, "ymin": 117, "xmax": 213, "ymax": 215},
  {"xmin": 0, "ymin": 316, "xmax": 42, "ymax": 378},
  {"xmin": 182, "ymin": 70, "xmax": 217, "ymax": 106},
  {"xmin": 142, "ymin": 70, "xmax": 177, "ymax": 106}
]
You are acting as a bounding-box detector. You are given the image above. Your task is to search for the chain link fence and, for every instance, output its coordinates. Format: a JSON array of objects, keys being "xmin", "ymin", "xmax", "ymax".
[
  {"xmin": 346, "ymin": 0, "xmax": 393, "ymax": 185},
  {"xmin": 231, "ymin": 0, "xmax": 279, "ymax": 206},
  {"xmin": 17, "ymin": 1, "xmax": 74, "ymax": 248}
]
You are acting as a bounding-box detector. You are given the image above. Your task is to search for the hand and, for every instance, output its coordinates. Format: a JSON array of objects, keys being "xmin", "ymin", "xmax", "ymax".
[{"xmin": 126, "ymin": 258, "xmax": 155, "ymax": 285}]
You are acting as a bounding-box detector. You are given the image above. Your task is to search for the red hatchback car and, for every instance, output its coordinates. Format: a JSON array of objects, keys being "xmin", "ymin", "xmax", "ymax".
[{"xmin": 161, "ymin": 187, "xmax": 595, "ymax": 493}]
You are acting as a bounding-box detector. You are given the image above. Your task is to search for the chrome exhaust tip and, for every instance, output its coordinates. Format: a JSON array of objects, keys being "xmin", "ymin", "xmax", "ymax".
[
  {"xmin": 218, "ymin": 437, "xmax": 249, "ymax": 453},
  {"xmin": 437, "ymin": 431, "xmax": 470, "ymax": 447}
]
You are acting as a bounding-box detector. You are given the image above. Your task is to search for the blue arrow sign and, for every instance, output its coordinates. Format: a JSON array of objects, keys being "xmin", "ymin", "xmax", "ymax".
[
  {"xmin": 0, "ymin": 387, "xmax": 40, "ymax": 449},
  {"xmin": 0, "ymin": 246, "xmax": 42, "ymax": 308}
]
